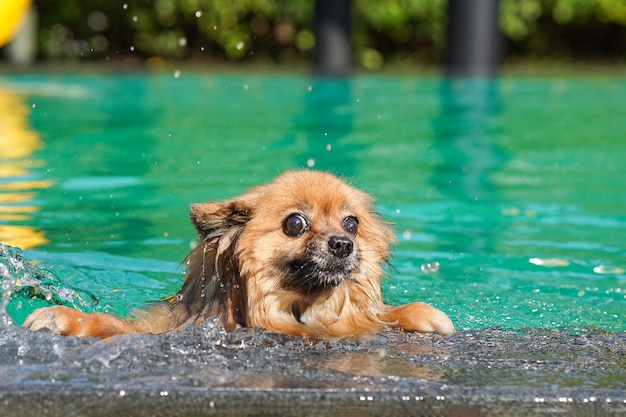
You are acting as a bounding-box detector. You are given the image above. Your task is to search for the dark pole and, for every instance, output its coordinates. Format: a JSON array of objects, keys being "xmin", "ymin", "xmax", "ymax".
[
  {"xmin": 314, "ymin": 0, "xmax": 352, "ymax": 76},
  {"xmin": 446, "ymin": 0, "xmax": 502, "ymax": 77}
]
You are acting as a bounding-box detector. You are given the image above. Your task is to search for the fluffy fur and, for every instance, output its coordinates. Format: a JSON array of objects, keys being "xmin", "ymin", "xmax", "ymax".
[{"xmin": 24, "ymin": 170, "xmax": 454, "ymax": 338}]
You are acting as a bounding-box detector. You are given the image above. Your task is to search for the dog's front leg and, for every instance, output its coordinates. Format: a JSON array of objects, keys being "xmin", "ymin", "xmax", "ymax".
[
  {"xmin": 380, "ymin": 302, "xmax": 454, "ymax": 335},
  {"xmin": 23, "ymin": 306, "xmax": 143, "ymax": 338}
]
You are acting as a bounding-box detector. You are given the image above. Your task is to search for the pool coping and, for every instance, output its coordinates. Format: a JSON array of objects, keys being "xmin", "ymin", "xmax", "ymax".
[
  {"xmin": 2, "ymin": 381, "xmax": 625, "ymax": 417},
  {"xmin": 1, "ymin": 327, "xmax": 624, "ymax": 417}
]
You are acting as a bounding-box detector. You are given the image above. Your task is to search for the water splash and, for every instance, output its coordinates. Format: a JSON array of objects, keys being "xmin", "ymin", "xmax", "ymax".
[
  {"xmin": 0, "ymin": 244, "xmax": 98, "ymax": 326},
  {"xmin": 420, "ymin": 261, "xmax": 440, "ymax": 274}
]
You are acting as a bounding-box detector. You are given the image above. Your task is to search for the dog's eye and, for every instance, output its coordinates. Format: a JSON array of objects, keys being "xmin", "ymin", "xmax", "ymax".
[
  {"xmin": 283, "ymin": 213, "xmax": 309, "ymax": 237},
  {"xmin": 342, "ymin": 216, "xmax": 359, "ymax": 236}
]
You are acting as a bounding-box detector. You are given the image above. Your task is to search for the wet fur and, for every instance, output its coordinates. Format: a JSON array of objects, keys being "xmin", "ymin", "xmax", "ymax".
[{"xmin": 24, "ymin": 170, "xmax": 454, "ymax": 338}]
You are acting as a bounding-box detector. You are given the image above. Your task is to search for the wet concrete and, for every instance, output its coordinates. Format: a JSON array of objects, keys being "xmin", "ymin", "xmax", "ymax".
[{"xmin": 1, "ymin": 320, "xmax": 625, "ymax": 416}]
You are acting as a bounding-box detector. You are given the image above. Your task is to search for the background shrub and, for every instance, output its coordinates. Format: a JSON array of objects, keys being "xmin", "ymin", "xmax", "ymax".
[{"xmin": 31, "ymin": 0, "xmax": 626, "ymax": 67}]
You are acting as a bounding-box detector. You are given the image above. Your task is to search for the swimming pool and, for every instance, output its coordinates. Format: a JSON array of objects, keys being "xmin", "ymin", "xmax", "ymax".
[
  {"xmin": 1, "ymin": 71, "xmax": 625, "ymax": 416},
  {"xmin": 1, "ymin": 72, "xmax": 624, "ymax": 332}
]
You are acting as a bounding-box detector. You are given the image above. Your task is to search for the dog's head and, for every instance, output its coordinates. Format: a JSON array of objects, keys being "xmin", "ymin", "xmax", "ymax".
[
  {"xmin": 191, "ymin": 170, "xmax": 395, "ymax": 292},
  {"xmin": 178, "ymin": 170, "xmax": 396, "ymax": 334}
]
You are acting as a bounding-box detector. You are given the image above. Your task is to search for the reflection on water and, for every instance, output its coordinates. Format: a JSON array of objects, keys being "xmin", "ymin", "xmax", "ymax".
[
  {"xmin": 305, "ymin": 347, "xmax": 444, "ymax": 380},
  {"xmin": 433, "ymin": 79, "xmax": 505, "ymax": 200},
  {"xmin": 431, "ymin": 79, "xmax": 507, "ymax": 255},
  {"xmin": 0, "ymin": 87, "xmax": 52, "ymax": 249},
  {"xmin": 276, "ymin": 78, "xmax": 359, "ymax": 175}
]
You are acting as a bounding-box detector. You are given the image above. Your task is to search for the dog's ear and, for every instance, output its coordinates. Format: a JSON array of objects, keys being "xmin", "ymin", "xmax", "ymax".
[
  {"xmin": 190, "ymin": 200, "xmax": 252, "ymax": 239},
  {"xmin": 168, "ymin": 199, "xmax": 253, "ymax": 330}
]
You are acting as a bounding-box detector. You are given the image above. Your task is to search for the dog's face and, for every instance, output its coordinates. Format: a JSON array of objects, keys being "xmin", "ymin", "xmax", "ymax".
[
  {"xmin": 189, "ymin": 170, "xmax": 396, "ymax": 303},
  {"xmin": 280, "ymin": 210, "xmax": 360, "ymax": 294}
]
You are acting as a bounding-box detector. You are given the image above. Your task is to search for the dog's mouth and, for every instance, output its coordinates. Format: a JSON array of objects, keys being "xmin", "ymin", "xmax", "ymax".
[{"xmin": 284, "ymin": 255, "xmax": 358, "ymax": 295}]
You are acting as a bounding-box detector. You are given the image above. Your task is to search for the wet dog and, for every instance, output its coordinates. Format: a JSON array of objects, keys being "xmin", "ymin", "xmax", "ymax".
[{"xmin": 24, "ymin": 170, "xmax": 454, "ymax": 338}]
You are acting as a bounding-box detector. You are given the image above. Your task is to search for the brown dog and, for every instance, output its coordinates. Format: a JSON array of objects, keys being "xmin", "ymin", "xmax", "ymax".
[{"xmin": 24, "ymin": 170, "xmax": 454, "ymax": 338}]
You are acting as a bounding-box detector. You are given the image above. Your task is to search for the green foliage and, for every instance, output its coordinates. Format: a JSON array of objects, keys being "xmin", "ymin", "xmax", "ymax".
[
  {"xmin": 353, "ymin": 0, "xmax": 447, "ymax": 68},
  {"xmin": 500, "ymin": 0, "xmax": 626, "ymax": 60},
  {"xmin": 33, "ymin": 0, "xmax": 626, "ymax": 66},
  {"xmin": 500, "ymin": 0, "xmax": 626, "ymax": 40}
]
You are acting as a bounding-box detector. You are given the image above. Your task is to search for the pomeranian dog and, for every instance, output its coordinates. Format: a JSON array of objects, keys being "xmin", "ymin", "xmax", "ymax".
[{"xmin": 24, "ymin": 170, "xmax": 453, "ymax": 338}]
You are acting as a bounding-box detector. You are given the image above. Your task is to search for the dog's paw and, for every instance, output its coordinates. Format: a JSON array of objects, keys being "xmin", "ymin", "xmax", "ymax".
[
  {"xmin": 23, "ymin": 306, "xmax": 87, "ymax": 336},
  {"xmin": 382, "ymin": 302, "xmax": 455, "ymax": 335}
]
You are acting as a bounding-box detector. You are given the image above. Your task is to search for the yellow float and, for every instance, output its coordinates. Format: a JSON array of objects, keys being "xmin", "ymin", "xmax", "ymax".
[{"xmin": 0, "ymin": 0, "xmax": 32, "ymax": 47}]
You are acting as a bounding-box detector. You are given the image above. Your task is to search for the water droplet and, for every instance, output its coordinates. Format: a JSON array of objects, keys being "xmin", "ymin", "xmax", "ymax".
[
  {"xmin": 31, "ymin": 103, "xmax": 36, "ymax": 109},
  {"xmin": 178, "ymin": 37, "xmax": 187, "ymax": 47},
  {"xmin": 325, "ymin": 144, "xmax": 332, "ymax": 151},
  {"xmin": 173, "ymin": 69, "xmax": 181, "ymax": 78},
  {"xmin": 420, "ymin": 262, "xmax": 440, "ymax": 274},
  {"xmin": 236, "ymin": 41, "xmax": 244, "ymax": 50},
  {"xmin": 593, "ymin": 265, "xmax": 625, "ymax": 274},
  {"xmin": 307, "ymin": 158, "xmax": 315, "ymax": 167},
  {"xmin": 529, "ymin": 257, "xmax": 570, "ymax": 267},
  {"xmin": 402, "ymin": 230, "xmax": 412, "ymax": 240},
  {"xmin": 129, "ymin": 45, "xmax": 135, "ymax": 52},
  {"xmin": 132, "ymin": 15, "xmax": 138, "ymax": 22},
  {"xmin": 195, "ymin": 10, "xmax": 202, "ymax": 17},
  {"xmin": 122, "ymin": 4, "xmax": 128, "ymax": 9}
]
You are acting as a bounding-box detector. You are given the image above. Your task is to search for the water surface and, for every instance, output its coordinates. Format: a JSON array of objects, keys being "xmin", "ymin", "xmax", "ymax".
[{"xmin": 1, "ymin": 73, "xmax": 624, "ymax": 331}]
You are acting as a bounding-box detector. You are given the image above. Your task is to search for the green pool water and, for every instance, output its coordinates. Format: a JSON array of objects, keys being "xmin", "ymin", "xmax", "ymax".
[{"xmin": 1, "ymin": 72, "xmax": 624, "ymax": 332}]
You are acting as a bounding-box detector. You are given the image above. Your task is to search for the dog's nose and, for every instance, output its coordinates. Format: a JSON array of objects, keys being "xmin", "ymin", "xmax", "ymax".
[{"xmin": 328, "ymin": 236, "xmax": 353, "ymax": 258}]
